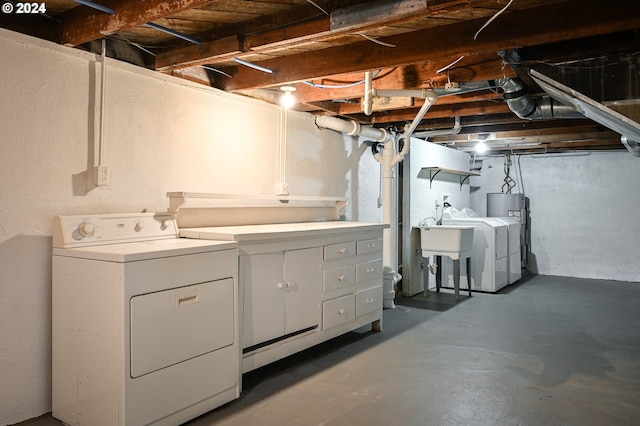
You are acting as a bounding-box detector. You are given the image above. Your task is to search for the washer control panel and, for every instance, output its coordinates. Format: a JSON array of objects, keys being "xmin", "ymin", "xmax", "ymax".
[{"xmin": 53, "ymin": 213, "xmax": 177, "ymax": 248}]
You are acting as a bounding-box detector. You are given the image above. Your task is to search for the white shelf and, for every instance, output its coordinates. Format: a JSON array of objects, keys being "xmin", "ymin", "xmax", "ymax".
[
  {"xmin": 167, "ymin": 192, "xmax": 349, "ymax": 228},
  {"xmin": 420, "ymin": 167, "xmax": 480, "ymax": 189}
]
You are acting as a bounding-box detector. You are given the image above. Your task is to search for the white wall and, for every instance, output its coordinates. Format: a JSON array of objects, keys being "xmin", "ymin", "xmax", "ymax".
[
  {"xmin": 0, "ymin": 29, "xmax": 382, "ymax": 425},
  {"xmin": 470, "ymin": 152, "xmax": 640, "ymax": 281}
]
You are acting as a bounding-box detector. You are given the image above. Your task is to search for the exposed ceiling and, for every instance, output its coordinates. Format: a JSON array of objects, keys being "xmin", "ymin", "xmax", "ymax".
[{"xmin": 2, "ymin": 0, "xmax": 640, "ymax": 154}]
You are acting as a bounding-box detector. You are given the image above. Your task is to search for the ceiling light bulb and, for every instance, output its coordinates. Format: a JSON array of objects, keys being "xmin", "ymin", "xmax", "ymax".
[
  {"xmin": 475, "ymin": 140, "xmax": 488, "ymax": 153},
  {"xmin": 280, "ymin": 86, "xmax": 296, "ymax": 108}
]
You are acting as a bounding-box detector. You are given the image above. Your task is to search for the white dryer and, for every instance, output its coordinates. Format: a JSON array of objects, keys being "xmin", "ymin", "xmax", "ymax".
[
  {"xmin": 441, "ymin": 217, "xmax": 509, "ymax": 292},
  {"xmin": 52, "ymin": 213, "xmax": 240, "ymax": 426},
  {"xmin": 495, "ymin": 217, "xmax": 522, "ymax": 284}
]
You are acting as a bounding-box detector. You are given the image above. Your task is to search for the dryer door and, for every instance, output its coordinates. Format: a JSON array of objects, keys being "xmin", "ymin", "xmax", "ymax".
[{"xmin": 130, "ymin": 278, "xmax": 235, "ymax": 378}]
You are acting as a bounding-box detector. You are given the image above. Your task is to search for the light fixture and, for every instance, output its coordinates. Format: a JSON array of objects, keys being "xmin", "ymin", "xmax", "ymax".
[
  {"xmin": 280, "ymin": 86, "xmax": 296, "ymax": 108},
  {"xmin": 475, "ymin": 140, "xmax": 488, "ymax": 153}
]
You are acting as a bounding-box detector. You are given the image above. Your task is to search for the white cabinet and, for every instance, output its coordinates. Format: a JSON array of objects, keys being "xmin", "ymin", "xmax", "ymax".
[
  {"xmin": 322, "ymin": 237, "xmax": 383, "ymax": 332},
  {"xmin": 184, "ymin": 221, "xmax": 387, "ymax": 373},
  {"xmin": 241, "ymin": 247, "xmax": 322, "ymax": 349}
]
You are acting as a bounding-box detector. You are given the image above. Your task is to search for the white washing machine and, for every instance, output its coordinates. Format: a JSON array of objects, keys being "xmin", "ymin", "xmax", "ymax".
[
  {"xmin": 495, "ymin": 217, "xmax": 522, "ymax": 284},
  {"xmin": 52, "ymin": 213, "xmax": 240, "ymax": 426},
  {"xmin": 441, "ymin": 217, "xmax": 509, "ymax": 292}
]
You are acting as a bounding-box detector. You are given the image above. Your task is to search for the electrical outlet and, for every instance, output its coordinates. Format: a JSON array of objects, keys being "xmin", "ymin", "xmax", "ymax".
[{"xmin": 94, "ymin": 165, "xmax": 110, "ymax": 187}]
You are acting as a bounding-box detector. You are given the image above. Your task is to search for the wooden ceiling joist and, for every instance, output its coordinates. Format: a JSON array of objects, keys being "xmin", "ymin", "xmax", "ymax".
[
  {"xmin": 58, "ymin": 0, "xmax": 212, "ymax": 46},
  {"xmin": 215, "ymin": 0, "xmax": 640, "ymax": 92}
]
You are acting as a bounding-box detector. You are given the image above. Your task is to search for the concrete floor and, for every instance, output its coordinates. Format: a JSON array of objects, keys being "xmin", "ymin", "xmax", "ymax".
[{"xmin": 19, "ymin": 274, "xmax": 640, "ymax": 425}]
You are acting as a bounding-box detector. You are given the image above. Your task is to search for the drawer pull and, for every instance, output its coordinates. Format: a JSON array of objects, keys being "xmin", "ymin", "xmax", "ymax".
[
  {"xmin": 276, "ymin": 282, "xmax": 291, "ymax": 289},
  {"xmin": 366, "ymin": 267, "xmax": 375, "ymax": 273},
  {"xmin": 339, "ymin": 247, "xmax": 346, "ymax": 255},
  {"xmin": 367, "ymin": 243, "xmax": 376, "ymax": 248},
  {"xmin": 338, "ymin": 308, "xmax": 345, "ymax": 315},
  {"xmin": 176, "ymin": 291, "xmax": 199, "ymax": 307},
  {"xmin": 338, "ymin": 274, "xmax": 345, "ymax": 281},
  {"xmin": 366, "ymin": 297, "xmax": 375, "ymax": 303}
]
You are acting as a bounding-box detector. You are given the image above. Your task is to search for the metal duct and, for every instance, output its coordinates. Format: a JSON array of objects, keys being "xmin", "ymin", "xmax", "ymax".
[
  {"xmin": 498, "ymin": 78, "xmax": 583, "ymax": 120},
  {"xmin": 621, "ymin": 136, "xmax": 640, "ymax": 156},
  {"xmin": 530, "ymin": 69, "xmax": 640, "ymax": 157}
]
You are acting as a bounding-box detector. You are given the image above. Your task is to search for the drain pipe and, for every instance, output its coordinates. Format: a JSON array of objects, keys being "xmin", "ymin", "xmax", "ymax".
[
  {"xmin": 316, "ymin": 115, "xmax": 396, "ymax": 306},
  {"xmin": 316, "ymin": 89, "xmax": 438, "ymax": 308},
  {"xmin": 413, "ymin": 116, "xmax": 462, "ymax": 139},
  {"xmin": 314, "ymin": 115, "xmax": 388, "ymax": 142}
]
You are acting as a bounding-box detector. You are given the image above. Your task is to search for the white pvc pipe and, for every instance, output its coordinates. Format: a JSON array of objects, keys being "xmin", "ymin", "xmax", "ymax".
[
  {"xmin": 404, "ymin": 89, "xmax": 438, "ymax": 139},
  {"xmin": 316, "ymin": 90, "xmax": 438, "ymax": 306},
  {"xmin": 364, "ymin": 71, "xmax": 373, "ymax": 116},
  {"xmin": 98, "ymin": 38, "xmax": 107, "ymax": 167},
  {"xmin": 315, "ymin": 115, "xmax": 387, "ymax": 142},
  {"xmin": 413, "ymin": 116, "xmax": 461, "ymax": 138}
]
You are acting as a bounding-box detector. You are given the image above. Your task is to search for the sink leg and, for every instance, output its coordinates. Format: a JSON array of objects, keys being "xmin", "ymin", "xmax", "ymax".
[
  {"xmin": 453, "ymin": 259, "xmax": 460, "ymax": 300},
  {"xmin": 466, "ymin": 257, "xmax": 472, "ymax": 296},
  {"xmin": 423, "ymin": 260, "xmax": 429, "ymax": 297},
  {"xmin": 435, "ymin": 256, "xmax": 441, "ymax": 293}
]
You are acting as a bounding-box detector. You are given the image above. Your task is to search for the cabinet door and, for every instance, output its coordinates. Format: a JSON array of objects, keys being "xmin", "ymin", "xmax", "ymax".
[
  {"xmin": 283, "ymin": 247, "xmax": 322, "ymax": 335},
  {"xmin": 241, "ymin": 253, "xmax": 285, "ymax": 348}
]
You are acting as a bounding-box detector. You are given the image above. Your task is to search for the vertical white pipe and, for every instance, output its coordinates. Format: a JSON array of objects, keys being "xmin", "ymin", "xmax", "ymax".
[
  {"xmin": 364, "ymin": 71, "xmax": 373, "ymax": 116},
  {"xmin": 98, "ymin": 38, "xmax": 106, "ymax": 167},
  {"xmin": 380, "ymin": 133, "xmax": 402, "ymax": 308},
  {"xmin": 277, "ymin": 106, "xmax": 289, "ymax": 195}
]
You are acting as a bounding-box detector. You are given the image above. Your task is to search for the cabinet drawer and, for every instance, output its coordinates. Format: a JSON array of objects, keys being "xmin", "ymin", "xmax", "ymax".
[
  {"xmin": 322, "ymin": 294, "xmax": 355, "ymax": 330},
  {"xmin": 357, "ymin": 238, "xmax": 383, "ymax": 255},
  {"xmin": 323, "ymin": 264, "xmax": 355, "ymax": 292},
  {"xmin": 356, "ymin": 286, "xmax": 382, "ymax": 317},
  {"xmin": 324, "ymin": 241, "xmax": 356, "ymax": 260},
  {"xmin": 356, "ymin": 259, "xmax": 383, "ymax": 282}
]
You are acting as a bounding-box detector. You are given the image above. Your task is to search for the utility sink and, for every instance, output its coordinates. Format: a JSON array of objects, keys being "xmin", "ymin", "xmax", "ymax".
[{"xmin": 416, "ymin": 225, "xmax": 474, "ymax": 259}]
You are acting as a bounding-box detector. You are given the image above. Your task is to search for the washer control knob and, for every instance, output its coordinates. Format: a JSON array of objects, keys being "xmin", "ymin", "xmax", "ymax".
[
  {"xmin": 78, "ymin": 222, "xmax": 95, "ymax": 237},
  {"xmin": 160, "ymin": 220, "xmax": 170, "ymax": 231},
  {"xmin": 134, "ymin": 222, "xmax": 144, "ymax": 232}
]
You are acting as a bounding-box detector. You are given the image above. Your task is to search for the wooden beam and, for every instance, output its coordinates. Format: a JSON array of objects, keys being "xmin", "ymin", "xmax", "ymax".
[
  {"xmin": 292, "ymin": 52, "xmax": 513, "ymax": 103},
  {"xmin": 155, "ymin": 0, "xmax": 472, "ymax": 71},
  {"xmin": 216, "ymin": 0, "xmax": 640, "ymax": 91},
  {"xmin": 158, "ymin": 35, "xmax": 242, "ymax": 70},
  {"xmin": 370, "ymin": 100, "xmax": 512, "ymax": 123},
  {"xmin": 431, "ymin": 130, "xmax": 621, "ymax": 144},
  {"xmin": 330, "ymin": 0, "xmax": 428, "ymax": 31},
  {"xmin": 330, "ymin": 90, "xmax": 501, "ymax": 115},
  {"xmin": 58, "ymin": 0, "xmax": 212, "ymax": 46}
]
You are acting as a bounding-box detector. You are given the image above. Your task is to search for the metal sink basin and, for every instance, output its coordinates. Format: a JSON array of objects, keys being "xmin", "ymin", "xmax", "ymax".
[{"xmin": 417, "ymin": 225, "xmax": 474, "ymax": 259}]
